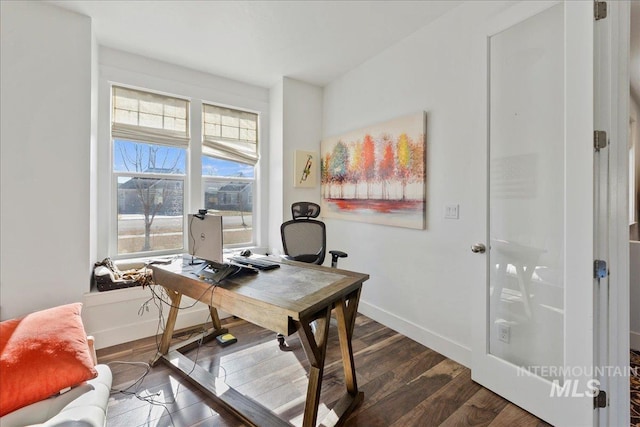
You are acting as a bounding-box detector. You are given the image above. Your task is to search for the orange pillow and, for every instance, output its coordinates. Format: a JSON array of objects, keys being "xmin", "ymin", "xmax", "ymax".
[{"xmin": 0, "ymin": 303, "xmax": 98, "ymax": 416}]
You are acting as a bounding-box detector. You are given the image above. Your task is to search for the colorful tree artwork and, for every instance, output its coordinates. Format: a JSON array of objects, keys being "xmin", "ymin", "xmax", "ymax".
[{"xmin": 320, "ymin": 112, "xmax": 426, "ymax": 229}]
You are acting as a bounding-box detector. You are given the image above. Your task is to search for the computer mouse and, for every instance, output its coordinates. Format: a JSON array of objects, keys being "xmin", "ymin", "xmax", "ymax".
[{"xmin": 240, "ymin": 249, "xmax": 252, "ymax": 257}]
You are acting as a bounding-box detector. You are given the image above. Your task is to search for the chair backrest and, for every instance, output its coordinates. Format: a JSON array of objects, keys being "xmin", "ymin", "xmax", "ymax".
[
  {"xmin": 291, "ymin": 201, "xmax": 320, "ymax": 219},
  {"xmin": 281, "ymin": 202, "xmax": 326, "ymax": 265}
]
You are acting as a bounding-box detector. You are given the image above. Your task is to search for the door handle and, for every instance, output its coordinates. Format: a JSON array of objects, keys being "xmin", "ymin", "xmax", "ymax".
[{"xmin": 471, "ymin": 243, "xmax": 486, "ymax": 254}]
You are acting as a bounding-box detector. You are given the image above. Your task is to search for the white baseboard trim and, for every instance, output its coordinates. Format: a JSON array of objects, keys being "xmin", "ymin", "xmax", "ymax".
[
  {"xmin": 631, "ymin": 330, "xmax": 640, "ymax": 351},
  {"xmin": 358, "ymin": 300, "xmax": 472, "ymax": 367},
  {"xmin": 90, "ymin": 306, "xmax": 212, "ymax": 350},
  {"xmin": 82, "ymin": 287, "xmax": 228, "ymax": 350}
]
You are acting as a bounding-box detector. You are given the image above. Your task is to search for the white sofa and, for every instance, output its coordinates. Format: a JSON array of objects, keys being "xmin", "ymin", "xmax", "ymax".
[{"xmin": 0, "ymin": 337, "xmax": 112, "ymax": 427}]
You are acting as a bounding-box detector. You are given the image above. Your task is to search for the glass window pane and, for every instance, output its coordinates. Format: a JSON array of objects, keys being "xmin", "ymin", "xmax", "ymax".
[
  {"xmin": 117, "ymin": 177, "xmax": 184, "ymax": 254},
  {"xmin": 203, "ymin": 179, "xmax": 253, "ymax": 246},
  {"xmin": 114, "ymin": 140, "xmax": 186, "ymax": 174},
  {"xmin": 202, "ymin": 156, "xmax": 254, "ymax": 178},
  {"xmin": 488, "ymin": 4, "xmax": 564, "ymax": 382}
]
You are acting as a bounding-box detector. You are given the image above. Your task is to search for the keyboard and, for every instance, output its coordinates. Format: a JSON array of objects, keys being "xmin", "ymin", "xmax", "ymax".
[
  {"xmin": 229, "ymin": 256, "xmax": 280, "ymax": 270},
  {"xmin": 194, "ymin": 261, "xmax": 257, "ymax": 283}
]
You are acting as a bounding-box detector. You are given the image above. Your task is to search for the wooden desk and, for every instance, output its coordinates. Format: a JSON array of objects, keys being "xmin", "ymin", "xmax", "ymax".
[{"xmin": 149, "ymin": 256, "xmax": 369, "ymax": 427}]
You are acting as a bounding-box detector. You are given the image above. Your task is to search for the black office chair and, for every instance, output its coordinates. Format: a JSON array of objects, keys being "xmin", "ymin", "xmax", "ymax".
[
  {"xmin": 280, "ymin": 201, "xmax": 347, "ymax": 268},
  {"xmin": 277, "ymin": 202, "xmax": 347, "ymax": 348}
]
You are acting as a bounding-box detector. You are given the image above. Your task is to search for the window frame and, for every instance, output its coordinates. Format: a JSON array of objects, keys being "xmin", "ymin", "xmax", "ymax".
[
  {"xmin": 200, "ymin": 101, "xmax": 260, "ymax": 250},
  {"xmin": 105, "ymin": 83, "xmax": 262, "ymax": 260},
  {"xmin": 109, "ymin": 84, "xmax": 191, "ymax": 259}
]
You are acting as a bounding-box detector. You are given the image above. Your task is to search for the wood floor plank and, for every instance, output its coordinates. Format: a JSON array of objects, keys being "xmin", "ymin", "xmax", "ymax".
[
  {"xmin": 487, "ymin": 403, "xmax": 553, "ymax": 427},
  {"xmin": 163, "ymin": 350, "xmax": 290, "ymax": 426},
  {"xmin": 346, "ymin": 348, "xmax": 447, "ymax": 415},
  {"xmin": 389, "ymin": 370, "xmax": 481, "ymax": 426},
  {"xmin": 439, "ymin": 388, "xmax": 510, "ymax": 427},
  {"xmin": 345, "ymin": 358, "xmax": 466, "ymax": 426},
  {"xmin": 99, "ymin": 314, "xmax": 552, "ymax": 427}
]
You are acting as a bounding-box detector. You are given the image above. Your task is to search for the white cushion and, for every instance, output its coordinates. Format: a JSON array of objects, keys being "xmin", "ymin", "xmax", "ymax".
[{"xmin": 0, "ymin": 365, "xmax": 112, "ymax": 427}]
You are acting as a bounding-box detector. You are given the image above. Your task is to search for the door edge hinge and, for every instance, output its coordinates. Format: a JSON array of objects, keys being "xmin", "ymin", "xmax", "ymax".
[
  {"xmin": 594, "ymin": 130, "xmax": 608, "ymax": 151},
  {"xmin": 594, "ymin": 389, "xmax": 608, "ymax": 408},
  {"xmin": 595, "ymin": 1, "xmax": 607, "ymax": 20},
  {"xmin": 594, "ymin": 259, "xmax": 608, "ymax": 279}
]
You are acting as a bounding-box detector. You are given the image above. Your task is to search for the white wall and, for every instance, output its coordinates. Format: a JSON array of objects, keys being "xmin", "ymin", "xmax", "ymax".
[
  {"xmin": 283, "ymin": 78, "xmax": 324, "ymax": 212},
  {"xmin": 95, "ymin": 47, "xmax": 270, "ymax": 259},
  {"xmin": 320, "ymin": 2, "xmax": 515, "ymax": 365},
  {"xmin": 269, "ymin": 80, "xmax": 285, "ymax": 254},
  {"xmin": 269, "ymin": 78, "xmax": 324, "ymax": 255},
  {"xmin": 84, "ymin": 47, "xmax": 271, "ymax": 348},
  {"xmin": 0, "ymin": 1, "xmax": 94, "ymax": 320}
]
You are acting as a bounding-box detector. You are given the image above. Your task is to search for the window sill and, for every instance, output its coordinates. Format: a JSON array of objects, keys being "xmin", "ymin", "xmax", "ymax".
[{"xmin": 86, "ymin": 247, "xmax": 270, "ymax": 305}]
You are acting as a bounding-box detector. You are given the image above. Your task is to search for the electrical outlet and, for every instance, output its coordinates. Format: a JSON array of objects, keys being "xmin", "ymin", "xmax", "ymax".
[
  {"xmin": 444, "ymin": 204, "xmax": 459, "ymax": 219},
  {"xmin": 498, "ymin": 324, "xmax": 511, "ymax": 344}
]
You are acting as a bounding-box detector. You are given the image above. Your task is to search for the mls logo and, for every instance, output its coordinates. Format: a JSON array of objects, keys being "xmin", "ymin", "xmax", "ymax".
[{"xmin": 549, "ymin": 379, "xmax": 600, "ymax": 398}]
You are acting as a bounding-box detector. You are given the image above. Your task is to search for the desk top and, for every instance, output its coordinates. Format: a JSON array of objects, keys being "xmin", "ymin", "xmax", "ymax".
[{"xmin": 150, "ymin": 256, "xmax": 369, "ymax": 335}]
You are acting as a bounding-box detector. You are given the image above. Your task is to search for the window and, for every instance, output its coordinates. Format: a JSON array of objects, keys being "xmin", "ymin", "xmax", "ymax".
[
  {"xmin": 109, "ymin": 85, "xmax": 261, "ymax": 257},
  {"xmin": 111, "ymin": 86, "xmax": 189, "ymax": 256},
  {"xmin": 202, "ymin": 104, "xmax": 258, "ymax": 247}
]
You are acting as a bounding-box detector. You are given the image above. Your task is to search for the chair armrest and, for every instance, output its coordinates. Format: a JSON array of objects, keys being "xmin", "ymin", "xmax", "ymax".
[{"xmin": 329, "ymin": 250, "xmax": 348, "ymax": 268}]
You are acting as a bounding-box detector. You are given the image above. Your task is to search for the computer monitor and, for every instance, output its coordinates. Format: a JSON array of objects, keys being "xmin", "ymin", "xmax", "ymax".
[{"xmin": 188, "ymin": 213, "xmax": 223, "ymax": 264}]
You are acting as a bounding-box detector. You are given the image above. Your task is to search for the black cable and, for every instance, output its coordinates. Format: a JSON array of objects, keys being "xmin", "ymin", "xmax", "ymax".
[
  {"xmin": 145, "ymin": 282, "xmax": 217, "ymax": 311},
  {"xmin": 188, "ymin": 214, "xmax": 198, "ymax": 261}
]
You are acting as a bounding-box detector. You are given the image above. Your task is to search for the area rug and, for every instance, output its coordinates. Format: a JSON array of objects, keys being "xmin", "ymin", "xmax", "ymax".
[{"xmin": 632, "ymin": 349, "xmax": 640, "ymax": 426}]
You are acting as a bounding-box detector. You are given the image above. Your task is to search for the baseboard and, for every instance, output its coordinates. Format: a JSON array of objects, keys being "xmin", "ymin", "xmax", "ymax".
[
  {"xmin": 82, "ymin": 287, "xmax": 226, "ymax": 350},
  {"xmin": 631, "ymin": 330, "xmax": 640, "ymax": 351},
  {"xmin": 89, "ymin": 306, "xmax": 213, "ymax": 350},
  {"xmin": 358, "ymin": 300, "xmax": 472, "ymax": 367}
]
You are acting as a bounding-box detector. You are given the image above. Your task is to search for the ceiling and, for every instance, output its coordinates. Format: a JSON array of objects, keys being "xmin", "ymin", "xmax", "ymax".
[
  {"xmin": 49, "ymin": 0, "xmax": 461, "ymax": 88},
  {"xmin": 46, "ymin": 1, "xmax": 640, "ymax": 99}
]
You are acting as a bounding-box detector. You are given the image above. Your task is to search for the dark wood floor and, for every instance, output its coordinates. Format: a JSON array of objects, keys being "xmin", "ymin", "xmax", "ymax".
[{"xmin": 97, "ymin": 314, "xmax": 551, "ymax": 427}]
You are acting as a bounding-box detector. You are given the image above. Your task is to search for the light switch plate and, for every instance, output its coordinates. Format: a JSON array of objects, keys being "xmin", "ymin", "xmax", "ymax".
[{"xmin": 444, "ymin": 204, "xmax": 459, "ymax": 219}]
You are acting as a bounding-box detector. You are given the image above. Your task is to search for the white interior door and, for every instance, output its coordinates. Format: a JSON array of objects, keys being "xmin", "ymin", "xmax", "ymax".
[{"xmin": 471, "ymin": 2, "xmax": 596, "ymax": 426}]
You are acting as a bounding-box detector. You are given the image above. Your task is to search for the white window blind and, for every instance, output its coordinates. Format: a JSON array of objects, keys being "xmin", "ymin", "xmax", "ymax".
[
  {"xmin": 112, "ymin": 86, "xmax": 189, "ymax": 147},
  {"xmin": 202, "ymin": 104, "xmax": 258, "ymax": 165}
]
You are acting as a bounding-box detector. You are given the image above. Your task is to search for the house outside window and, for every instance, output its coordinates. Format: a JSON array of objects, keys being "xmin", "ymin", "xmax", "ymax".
[
  {"xmin": 111, "ymin": 86, "xmax": 188, "ymax": 256},
  {"xmin": 202, "ymin": 104, "xmax": 258, "ymax": 247}
]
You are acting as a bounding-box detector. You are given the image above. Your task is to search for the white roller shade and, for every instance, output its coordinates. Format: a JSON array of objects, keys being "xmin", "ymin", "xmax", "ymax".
[
  {"xmin": 202, "ymin": 104, "xmax": 258, "ymax": 165},
  {"xmin": 112, "ymin": 86, "xmax": 189, "ymax": 147}
]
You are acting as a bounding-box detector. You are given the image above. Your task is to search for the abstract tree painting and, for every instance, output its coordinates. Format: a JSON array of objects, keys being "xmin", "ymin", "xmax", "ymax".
[{"xmin": 321, "ymin": 112, "xmax": 426, "ymax": 229}]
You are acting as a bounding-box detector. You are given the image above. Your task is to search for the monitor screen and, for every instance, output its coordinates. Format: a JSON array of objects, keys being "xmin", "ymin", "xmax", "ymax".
[{"xmin": 188, "ymin": 213, "xmax": 223, "ymax": 263}]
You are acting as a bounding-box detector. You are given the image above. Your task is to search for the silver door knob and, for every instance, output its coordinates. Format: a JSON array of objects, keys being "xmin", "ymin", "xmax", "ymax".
[{"xmin": 471, "ymin": 243, "xmax": 486, "ymax": 254}]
